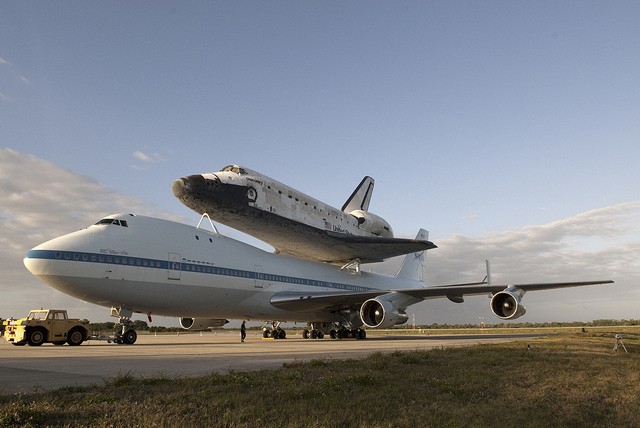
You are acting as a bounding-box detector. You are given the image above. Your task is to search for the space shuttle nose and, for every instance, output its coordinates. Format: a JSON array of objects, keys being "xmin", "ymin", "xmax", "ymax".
[
  {"xmin": 172, "ymin": 175, "xmax": 208, "ymax": 199},
  {"xmin": 172, "ymin": 177, "xmax": 188, "ymax": 199}
]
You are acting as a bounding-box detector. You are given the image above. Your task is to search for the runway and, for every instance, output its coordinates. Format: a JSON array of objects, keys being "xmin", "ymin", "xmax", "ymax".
[{"xmin": 0, "ymin": 331, "xmax": 538, "ymax": 395}]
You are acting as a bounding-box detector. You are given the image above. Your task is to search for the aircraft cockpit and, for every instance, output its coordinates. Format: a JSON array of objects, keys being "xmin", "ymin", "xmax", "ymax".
[
  {"xmin": 95, "ymin": 218, "xmax": 129, "ymax": 227},
  {"xmin": 220, "ymin": 165, "xmax": 247, "ymax": 175}
]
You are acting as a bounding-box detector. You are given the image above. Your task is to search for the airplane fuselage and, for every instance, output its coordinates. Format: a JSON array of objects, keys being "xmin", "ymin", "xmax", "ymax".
[{"xmin": 24, "ymin": 214, "xmax": 421, "ymax": 324}]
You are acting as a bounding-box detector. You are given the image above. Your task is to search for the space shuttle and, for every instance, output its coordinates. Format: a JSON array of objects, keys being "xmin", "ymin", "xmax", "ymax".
[{"xmin": 172, "ymin": 165, "xmax": 436, "ymax": 265}]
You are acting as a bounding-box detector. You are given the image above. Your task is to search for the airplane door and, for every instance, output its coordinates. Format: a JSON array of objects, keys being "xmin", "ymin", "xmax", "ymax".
[
  {"xmin": 168, "ymin": 253, "xmax": 181, "ymax": 280},
  {"xmin": 254, "ymin": 265, "xmax": 265, "ymax": 288}
]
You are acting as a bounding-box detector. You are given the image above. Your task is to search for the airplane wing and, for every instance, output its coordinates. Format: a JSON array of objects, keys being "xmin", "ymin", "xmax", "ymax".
[{"xmin": 270, "ymin": 280, "xmax": 614, "ymax": 313}]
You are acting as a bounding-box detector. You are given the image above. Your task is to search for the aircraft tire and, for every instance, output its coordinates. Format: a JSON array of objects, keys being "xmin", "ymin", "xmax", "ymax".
[
  {"xmin": 303, "ymin": 329, "xmax": 310, "ymax": 339},
  {"xmin": 263, "ymin": 329, "xmax": 270, "ymax": 339},
  {"xmin": 329, "ymin": 329, "xmax": 337, "ymax": 339},
  {"xmin": 317, "ymin": 331, "xmax": 324, "ymax": 339},
  {"xmin": 122, "ymin": 329, "xmax": 137, "ymax": 345}
]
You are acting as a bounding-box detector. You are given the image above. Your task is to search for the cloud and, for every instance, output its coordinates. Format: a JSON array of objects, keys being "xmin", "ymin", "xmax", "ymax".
[
  {"xmin": 0, "ymin": 148, "xmax": 185, "ymax": 321},
  {"xmin": 133, "ymin": 150, "xmax": 153, "ymax": 162},
  {"xmin": 405, "ymin": 202, "xmax": 640, "ymax": 323},
  {"xmin": 131, "ymin": 150, "xmax": 167, "ymax": 171},
  {"xmin": 0, "ymin": 57, "xmax": 9, "ymax": 65},
  {"xmin": 132, "ymin": 150, "xmax": 165, "ymax": 163},
  {"xmin": 429, "ymin": 202, "xmax": 640, "ymax": 282},
  {"xmin": 1, "ymin": 148, "xmax": 637, "ymax": 325}
]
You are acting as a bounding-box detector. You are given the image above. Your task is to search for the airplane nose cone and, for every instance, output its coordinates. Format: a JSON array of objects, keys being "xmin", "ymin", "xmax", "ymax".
[{"xmin": 23, "ymin": 250, "xmax": 40, "ymax": 275}]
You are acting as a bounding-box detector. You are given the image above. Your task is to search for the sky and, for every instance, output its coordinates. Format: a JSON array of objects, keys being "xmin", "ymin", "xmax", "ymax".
[{"xmin": 1, "ymin": 2, "xmax": 639, "ymax": 326}]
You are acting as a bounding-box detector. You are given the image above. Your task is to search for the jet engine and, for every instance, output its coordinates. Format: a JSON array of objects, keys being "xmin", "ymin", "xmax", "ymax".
[
  {"xmin": 360, "ymin": 298, "xmax": 408, "ymax": 328},
  {"xmin": 348, "ymin": 210, "xmax": 393, "ymax": 238},
  {"xmin": 490, "ymin": 287, "xmax": 527, "ymax": 320},
  {"xmin": 179, "ymin": 318, "xmax": 229, "ymax": 330}
]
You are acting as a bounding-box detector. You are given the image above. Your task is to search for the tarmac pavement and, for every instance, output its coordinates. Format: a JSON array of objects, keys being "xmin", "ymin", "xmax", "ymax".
[{"xmin": 0, "ymin": 331, "xmax": 536, "ymax": 395}]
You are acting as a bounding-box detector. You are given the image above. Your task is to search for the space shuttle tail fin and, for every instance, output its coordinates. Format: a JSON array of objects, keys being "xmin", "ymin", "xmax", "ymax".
[
  {"xmin": 341, "ymin": 176, "xmax": 375, "ymax": 212},
  {"xmin": 395, "ymin": 229, "xmax": 429, "ymax": 282}
]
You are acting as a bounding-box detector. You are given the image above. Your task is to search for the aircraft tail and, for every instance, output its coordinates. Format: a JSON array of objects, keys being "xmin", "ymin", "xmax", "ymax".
[
  {"xmin": 342, "ymin": 176, "xmax": 375, "ymax": 212},
  {"xmin": 395, "ymin": 229, "xmax": 429, "ymax": 282}
]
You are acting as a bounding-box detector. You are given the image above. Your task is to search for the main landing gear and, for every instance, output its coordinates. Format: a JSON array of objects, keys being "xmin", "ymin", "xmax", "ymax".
[
  {"xmin": 261, "ymin": 321, "xmax": 367, "ymax": 341},
  {"xmin": 303, "ymin": 322, "xmax": 367, "ymax": 340},
  {"xmin": 262, "ymin": 321, "xmax": 287, "ymax": 339}
]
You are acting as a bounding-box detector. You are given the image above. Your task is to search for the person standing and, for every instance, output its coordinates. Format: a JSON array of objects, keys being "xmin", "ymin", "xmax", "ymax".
[{"xmin": 240, "ymin": 321, "xmax": 246, "ymax": 342}]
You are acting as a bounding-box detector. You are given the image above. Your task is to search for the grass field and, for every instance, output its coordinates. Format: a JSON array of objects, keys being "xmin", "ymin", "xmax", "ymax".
[{"xmin": 1, "ymin": 329, "xmax": 638, "ymax": 428}]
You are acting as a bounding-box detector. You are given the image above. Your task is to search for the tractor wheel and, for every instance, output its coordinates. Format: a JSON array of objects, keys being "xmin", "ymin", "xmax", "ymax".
[
  {"xmin": 67, "ymin": 328, "xmax": 85, "ymax": 346},
  {"xmin": 27, "ymin": 328, "xmax": 46, "ymax": 346}
]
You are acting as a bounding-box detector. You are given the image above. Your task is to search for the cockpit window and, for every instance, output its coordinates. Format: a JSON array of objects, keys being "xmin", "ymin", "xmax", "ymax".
[
  {"xmin": 95, "ymin": 218, "xmax": 129, "ymax": 227},
  {"xmin": 220, "ymin": 165, "xmax": 247, "ymax": 175}
]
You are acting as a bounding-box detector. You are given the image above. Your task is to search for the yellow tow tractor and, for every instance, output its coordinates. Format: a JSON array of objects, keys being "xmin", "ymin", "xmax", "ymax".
[{"xmin": 3, "ymin": 309, "xmax": 90, "ymax": 346}]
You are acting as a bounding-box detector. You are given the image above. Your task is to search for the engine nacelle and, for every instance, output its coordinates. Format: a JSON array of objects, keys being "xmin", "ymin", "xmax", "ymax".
[
  {"xmin": 360, "ymin": 298, "xmax": 408, "ymax": 328},
  {"xmin": 348, "ymin": 210, "xmax": 393, "ymax": 238},
  {"xmin": 490, "ymin": 288, "xmax": 527, "ymax": 320},
  {"xmin": 179, "ymin": 318, "xmax": 229, "ymax": 330}
]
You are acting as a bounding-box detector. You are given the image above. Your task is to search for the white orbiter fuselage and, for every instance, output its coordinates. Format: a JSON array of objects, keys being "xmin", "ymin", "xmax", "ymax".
[{"xmin": 172, "ymin": 165, "xmax": 436, "ymax": 264}]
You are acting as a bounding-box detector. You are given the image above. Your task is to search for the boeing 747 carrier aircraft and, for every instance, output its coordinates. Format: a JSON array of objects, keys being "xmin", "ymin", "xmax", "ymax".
[
  {"xmin": 172, "ymin": 165, "xmax": 435, "ymax": 264},
  {"xmin": 23, "ymin": 213, "xmax": 612, "ymax": 345}
]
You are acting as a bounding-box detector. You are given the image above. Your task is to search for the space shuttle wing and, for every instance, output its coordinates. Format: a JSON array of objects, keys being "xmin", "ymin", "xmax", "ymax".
[
  {"xmin": 261, "ymin": 220, "xmax": 435, "ymax": 264},
  {"xmin": 319, "ymin": 231, "xmax": 437, "ymax": 264},
  {"xmin": 270, "ymin": 280, "xmax": 613, "ymax": 313}
]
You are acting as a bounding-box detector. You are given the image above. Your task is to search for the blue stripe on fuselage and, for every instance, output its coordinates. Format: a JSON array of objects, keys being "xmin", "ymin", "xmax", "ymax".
[{"xmin": 25, "ymin": 249, "xmax": 373, "ymax": 293}]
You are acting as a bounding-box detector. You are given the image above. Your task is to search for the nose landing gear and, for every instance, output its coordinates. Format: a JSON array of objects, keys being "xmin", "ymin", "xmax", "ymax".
[
  {"xmin": 110, "ymin": 307, "xmax": 138, "ymax": 345},
  {"xmin": 113, "ymin": 319, "xmax": 137, "ymax": 345}
]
